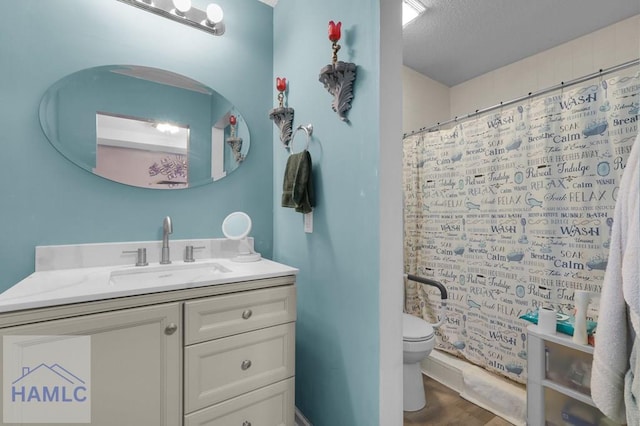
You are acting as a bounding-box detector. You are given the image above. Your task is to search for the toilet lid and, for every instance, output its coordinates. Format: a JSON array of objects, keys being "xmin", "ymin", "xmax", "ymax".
[{"xmin": 403, "ymin": 313, "xmax": 434, "ymax": 341}]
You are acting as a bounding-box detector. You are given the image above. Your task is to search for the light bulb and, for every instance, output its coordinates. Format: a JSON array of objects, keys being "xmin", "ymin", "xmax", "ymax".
[
  {"xmin": 206, "ymin": 4, "xmax": 224, "ymax": 25},
  {"xmin": 172, "ymin": 0, "xmax": 191, "ymax": 16},
  {"xmin": 155, "ymin": 123, "xmax": 180, "ymax": 134}
]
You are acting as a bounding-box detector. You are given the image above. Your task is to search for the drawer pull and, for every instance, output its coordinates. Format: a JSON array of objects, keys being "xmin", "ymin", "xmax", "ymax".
[
  {"xmin": 241, "ymin": 309, "xmax": 253, "ymax": 320},
  {"xmin": 241, "ymin": 360, "xmax": 252, "ymax": 370},
  {"xmin": 164, "ymin": 323, "xmax": 178, "ymax": 335},
  {"xmin": 243, "ymin": 422, "xmax": 251, "ymax": 426}
]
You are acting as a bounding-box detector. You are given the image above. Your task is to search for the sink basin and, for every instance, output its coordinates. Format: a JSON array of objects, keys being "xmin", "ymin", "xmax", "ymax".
[{"xmin": 109, "ymin": 262, "xmax": 231, "ymax": 287}]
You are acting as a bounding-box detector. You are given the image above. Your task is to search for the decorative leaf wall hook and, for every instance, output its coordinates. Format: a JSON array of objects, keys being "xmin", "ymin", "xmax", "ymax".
[
  {"xmin": 226, "ymin": 115, "xmax": 244, "ymax": 163},
  {"xmin": 269, "ymin": 77, "xmax": 295, "ymax": 149},
  {"xmin": 319, "ymin": 21, "xmax": 357, "ymax": 122}
]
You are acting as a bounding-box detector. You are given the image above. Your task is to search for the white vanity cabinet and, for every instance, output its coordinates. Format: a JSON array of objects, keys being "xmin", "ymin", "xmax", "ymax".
[
  {"xmin": 184, "ymin": 285, "xmax": 296, "ymax": 425},
  {"xmin": 0, "ymin": 275, "xmax": 296, "ymax": 426},
  {"xmin": 0, "ymin": 302, "xmax": 182, "ymax": 426}
]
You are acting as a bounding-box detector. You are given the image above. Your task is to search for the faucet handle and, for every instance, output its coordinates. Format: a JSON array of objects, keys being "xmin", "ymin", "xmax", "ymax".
[
  {"xmin": 184, "ymin": 245, "xmax": 205, "ymax": 262},
  {"xmin": 122, "ymin": 248, "xmax": 148, "ymax": 267}
]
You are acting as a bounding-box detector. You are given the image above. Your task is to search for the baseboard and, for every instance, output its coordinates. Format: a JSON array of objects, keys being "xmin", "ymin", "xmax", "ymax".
[
  {"xmin": 295, "ymin": 352, "xmax": 524, "ymax": 426},
  {"xmin": 295, "ymin": 407, "xmax": 313, "ymax": 426},
  {"xmin": 420, "ymin": 348, "xmax": 466, "ymax": 393},
  {"xmin": 421, "ymin": 350, "xmax": 526, "ymax": 426}
]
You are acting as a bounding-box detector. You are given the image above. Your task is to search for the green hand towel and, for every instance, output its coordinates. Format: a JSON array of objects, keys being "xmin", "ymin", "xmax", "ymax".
[{"xmin": 282, "ymin": 150, "xmax": 315, "ymax": 214}]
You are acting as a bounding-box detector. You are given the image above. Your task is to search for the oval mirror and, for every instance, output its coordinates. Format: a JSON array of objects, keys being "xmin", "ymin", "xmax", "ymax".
[
  {"xmin": 39, "ymin": 65, "xmax": 250, "ymax": 189},
  {"xmin": 222, "ymin": 212, "xmax": 261, "ymax": 262}
]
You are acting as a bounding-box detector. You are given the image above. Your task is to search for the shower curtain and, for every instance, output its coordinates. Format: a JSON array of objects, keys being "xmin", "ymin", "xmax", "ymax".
[{"xmin": 403, "ymin": 67, "xmax": 639, "ymax": 384}]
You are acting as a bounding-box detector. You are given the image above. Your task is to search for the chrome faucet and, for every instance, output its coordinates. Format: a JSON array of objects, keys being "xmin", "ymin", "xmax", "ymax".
[{"xmin": 160, "ymin": 216, "xmax": 173, "ymax": 264}]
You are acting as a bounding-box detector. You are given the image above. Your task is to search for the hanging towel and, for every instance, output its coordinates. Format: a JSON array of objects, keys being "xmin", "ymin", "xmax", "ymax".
[
  {"xmin": 282, "ymin": 150, "xmax": 315, "ymax": 214},
  {"xmin": 625, "ymin": 339, "xmax": 640, "ymax": 426},
  {"xmin": 592, "ymin": 133, "xmax": 640, "ymax": 425}
]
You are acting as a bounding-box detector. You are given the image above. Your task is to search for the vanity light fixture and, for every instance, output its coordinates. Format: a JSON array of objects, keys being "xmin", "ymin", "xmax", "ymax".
[
  {"xmin": 171, "ymin": 0, "xmax": 191, "ymax": 17},
  {"xmin": 155, "ymin": 122, "xmax": 180, "ymax": 134},
  {"xmin": 204, "ymin": 3, "xmax": 224, "ymax": 27},
  {"xmin": 116, "ymin": 0, "xmax": 225, "ymax": 36}
]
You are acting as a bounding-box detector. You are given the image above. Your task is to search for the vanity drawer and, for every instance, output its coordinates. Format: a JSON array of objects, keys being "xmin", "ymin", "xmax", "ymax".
[
  {"xmin": 184, "ymin": 378, "xmax": 295, "ymax": 426},
  {"xmin": 185, "ymin": 285, "xmax": 296, "ymax": 345},
  {"xmin": 185, "ymin": 323, "xmax": 295, "ymax": 413}
]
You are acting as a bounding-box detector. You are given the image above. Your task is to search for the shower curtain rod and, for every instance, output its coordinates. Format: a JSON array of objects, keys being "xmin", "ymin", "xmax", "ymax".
[{"xmin": 404, "ymin": 58, "xmax": 640, "ymax": 138}]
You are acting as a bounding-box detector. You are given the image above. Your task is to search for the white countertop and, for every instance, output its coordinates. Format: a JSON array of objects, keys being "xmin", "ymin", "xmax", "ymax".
[
  {"xmin": 0, "ymin": 258, "xmax": 297, "ymax": 313},
  {"xmin": 0, "ymin": 240, "xmax": 298, "ymax": 313}
]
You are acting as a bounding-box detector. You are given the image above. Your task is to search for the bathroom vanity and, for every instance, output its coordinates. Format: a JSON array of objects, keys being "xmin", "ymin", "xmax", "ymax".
[{"xmin": 0, "ymin": 239, "xmax": 297, "ymax": 426}]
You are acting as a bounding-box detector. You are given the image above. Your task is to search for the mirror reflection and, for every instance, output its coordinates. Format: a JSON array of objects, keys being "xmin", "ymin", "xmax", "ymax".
[
  {"xmin": 39, "ymin": 65, "xmax": 250, "ymax": 189},
  {"xmin": 96, "ymin": 112, "xmax": 190, "ymax": 188}
]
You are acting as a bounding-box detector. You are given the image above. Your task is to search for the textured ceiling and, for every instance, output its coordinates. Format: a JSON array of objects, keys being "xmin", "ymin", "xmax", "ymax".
[
  {"xmin": 403, "ymin": 0, "xmax": 640, "ymax": 87},
  {"xmin": 257, "ymin": 1, "xmax": 637, "ymax": 86}
]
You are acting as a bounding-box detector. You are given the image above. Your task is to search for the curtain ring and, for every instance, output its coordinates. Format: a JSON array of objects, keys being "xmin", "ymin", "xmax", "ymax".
[{"xmin": 288, "ymin": 124, "xmax": 313, "ymax": 154}]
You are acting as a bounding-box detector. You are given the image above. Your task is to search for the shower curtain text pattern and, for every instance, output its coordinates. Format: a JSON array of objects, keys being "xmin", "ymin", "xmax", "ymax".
[{"xmin": 403, "ymin": 69, "xmax": 639, "ymax": 383}]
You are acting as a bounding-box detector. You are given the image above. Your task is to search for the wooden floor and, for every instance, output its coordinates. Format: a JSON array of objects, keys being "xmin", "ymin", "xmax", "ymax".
[{"xmin": 403, "ymin": 375, "xmax": 514, "ymax": 426}]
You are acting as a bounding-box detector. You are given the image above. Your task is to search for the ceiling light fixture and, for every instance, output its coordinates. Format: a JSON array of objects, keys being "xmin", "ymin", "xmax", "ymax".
[
  {"xmin": 402, "ymin": 0, "xmax": 426, "ymax": 27},
  {"xmin": 116, "ymin": 0, "xmax": 225, "ymax": 36}
]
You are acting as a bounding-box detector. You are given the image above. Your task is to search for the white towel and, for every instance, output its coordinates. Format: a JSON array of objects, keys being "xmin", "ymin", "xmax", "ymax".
[
  {"xmin": 625, "ymin": 340, "xmax": 640, "ymax": 426},
  {"xmin": 592, "ymin": 133, "xmax": 640, "ymax": 424}
]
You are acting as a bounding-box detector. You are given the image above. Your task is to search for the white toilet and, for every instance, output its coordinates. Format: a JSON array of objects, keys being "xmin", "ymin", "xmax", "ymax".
[
  {"xmin": 402, "ymin": 274, "xmax": 447, "ymax": 412},
  {"xmin": 402, "ymin": 312, "xmax": 435, "ymax": 411}
]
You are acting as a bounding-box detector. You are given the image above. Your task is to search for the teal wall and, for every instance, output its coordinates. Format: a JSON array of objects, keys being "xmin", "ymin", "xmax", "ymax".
[
  {"xmin": 273, "ymin": 1, "xmax": 382, "ymax": 425},
  {"xmin": 0, "ymin": 0, "xmax": 274, "ymax": 289}
]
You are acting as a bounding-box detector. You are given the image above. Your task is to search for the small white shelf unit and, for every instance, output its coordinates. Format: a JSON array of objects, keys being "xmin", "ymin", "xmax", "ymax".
[{"xmin": 526, "ymin": 325, "xmax": 620, "ymax": 426}]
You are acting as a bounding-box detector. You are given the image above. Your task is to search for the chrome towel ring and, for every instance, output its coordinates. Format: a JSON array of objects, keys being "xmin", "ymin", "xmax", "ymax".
[{"xmin": 288, "ymin": 124, "xmax": 313, "ymax": 154}]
